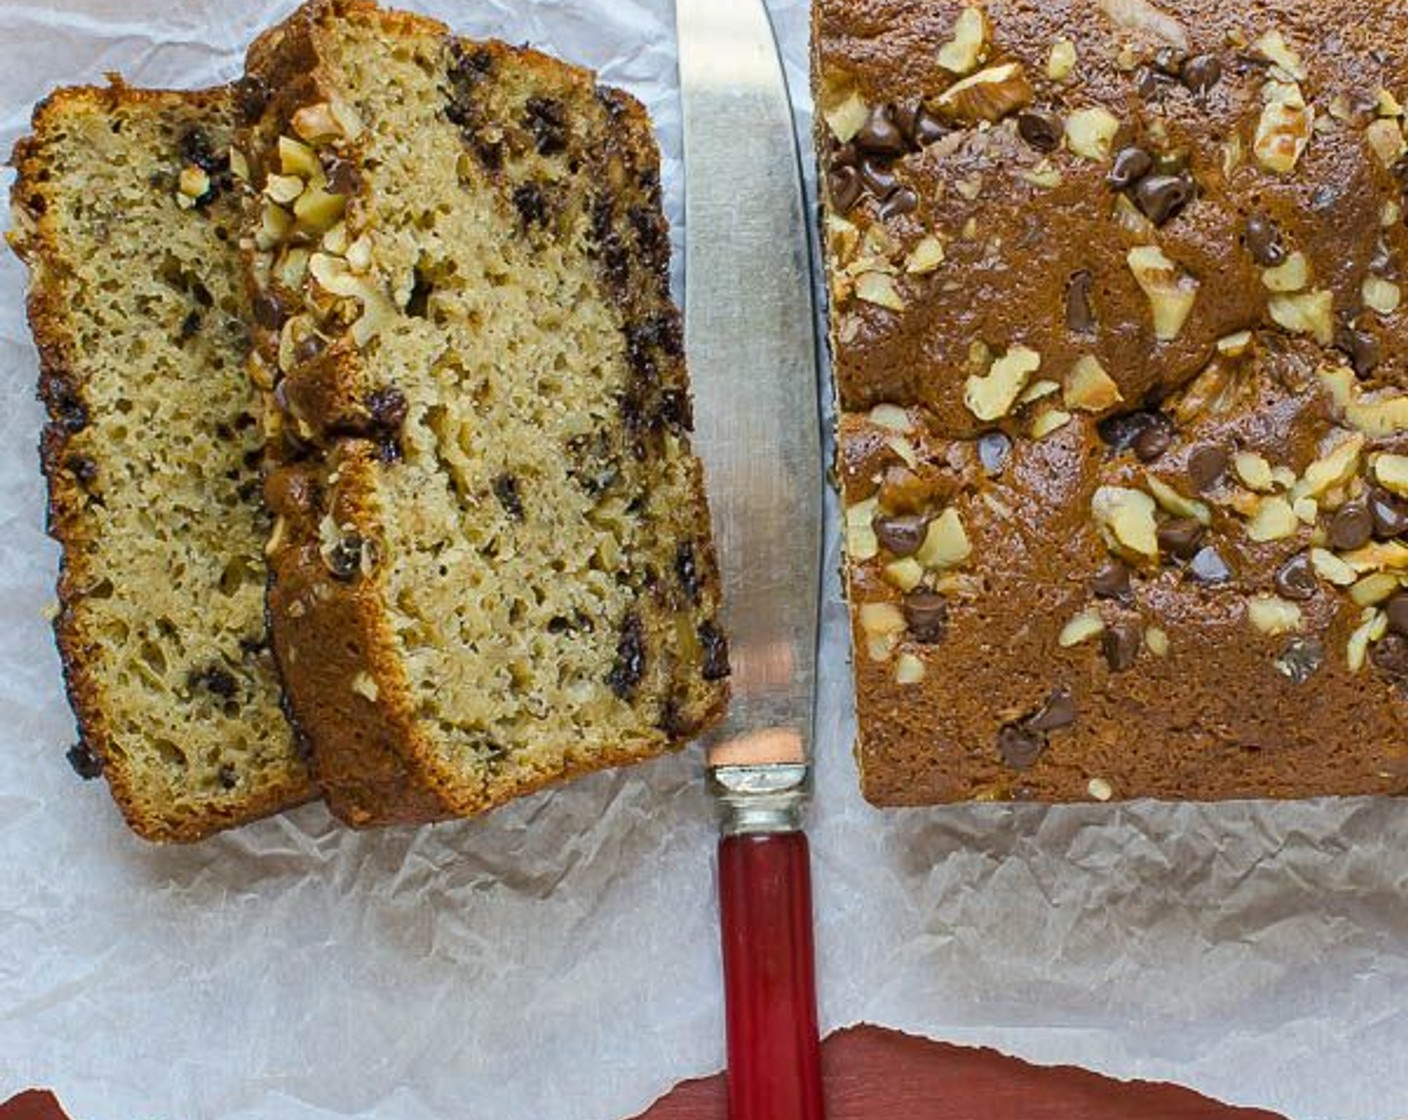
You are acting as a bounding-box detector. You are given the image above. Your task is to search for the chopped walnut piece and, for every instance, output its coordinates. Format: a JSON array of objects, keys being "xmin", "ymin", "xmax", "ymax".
[
  {"xmin": 963, "ymin": 344, "xmax": 1041, "ymax": 421},
  {"xmin": 915, "ymin": 508, "xmax": 971, "ymax": 569},
  {"xmin": 1375, "ymin": 454, "xmax": 1408, "ymax": 497},
  {"xmin": 1059, "ymin": 608, "xmax": 1106, "ymax": 648},
  {"xmin": 855, "ymin": 272, "xmax": 905, "ymax": 311},
  {"xmin": 1064, "ymin": 355, "xmax": 1123, "ymax": 411},
  {"xmin": 1251, "ymin": 29, "xmax": 1306, "ymax": 81},
  {"xmin": 1254, "ymin": 83, "xmax": 1313, "ymax": 174},
  {"xmin": 936, "ymin": 6, "xmax": 990, "ymax": 76},
  {"xmin": 1092, "ymin": 486, "xmax": 1160, "ymax": 563},
  {"xmin": 1268, "ymin": 290, "xmax": 1334, "ymax": 345},
  {"xmin": 894, "ymin": 652, "xmax": 927, "ymax": 684},
  {"xmin": 1127, "ymin": 246, "xmax": 1200, "ymax": 341},
  {"xmin": 1065, "ymin": 107, "xmax": 1121, "ymax": 161},
  {"xmin": 906, "ymin": 236, "xmax": 946, "ymax": 274},
  {"xmin": 1366, "ymin": 118, "xmax": 1407, "ymax": 167},
  {"xmin": 1248, "ymin": 595, "xmax": 1303, "ymax": 635},
  {"xmin": 1362, "ymin": 277, "xmax": 1402, "ymax": 316},
  {"xmin": 1048, "ymin": 38, "xmax": 1077, "ymax": 80},
  {"xmin": 821, "ymin": 89, "xmax": 870, "ymax": 144},
  {"xmin": 1146, "ymin": 475, "xmax": 1211, "ymax": 525},
  {"xmin": 934, "ymin": 63, "xmax": 1033, "ymax": 124},
  {"xmin": 1261, "ymin": 251, "xmax": 1309, "ymax": 293},
  {"xmin": 1246, "ymin": 496, "xmax": 1300, "ymax": 541}
]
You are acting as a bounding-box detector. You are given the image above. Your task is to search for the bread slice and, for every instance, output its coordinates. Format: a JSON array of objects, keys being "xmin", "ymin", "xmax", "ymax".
[
  {"xmin": 8, "ymin": 82, "xmax": 314, "ymax": 841},
  {"xmin": 239, "ymin": 0, "xmax": 729, "ymax": 826}
]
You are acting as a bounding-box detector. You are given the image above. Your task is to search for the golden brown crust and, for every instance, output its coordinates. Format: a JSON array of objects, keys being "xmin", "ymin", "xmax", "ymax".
[
  {"xmin": 815, "ymin": 0, "xmax": 1408, "ymax": 804},
  {"xmin": 10, "ymin": 84, "xmax": 315, "ymax": 841},
  {"xmin": 244, "ymin": 1, "xmax": 727, "ymax": 826}
]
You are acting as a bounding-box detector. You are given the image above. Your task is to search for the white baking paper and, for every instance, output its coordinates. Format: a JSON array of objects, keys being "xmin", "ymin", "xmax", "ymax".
[{"xmin": 0, "ymin": 3, "xmax": 1404, "ymax": 1119}]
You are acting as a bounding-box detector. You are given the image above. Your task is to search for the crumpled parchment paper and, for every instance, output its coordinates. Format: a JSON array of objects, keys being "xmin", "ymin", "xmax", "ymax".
[{"xmin": 0, "ymin": 3, "xmax": 1403, "ymax": 1119}]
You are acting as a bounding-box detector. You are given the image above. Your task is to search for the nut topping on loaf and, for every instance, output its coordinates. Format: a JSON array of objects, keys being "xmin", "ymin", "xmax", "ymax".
[
  {"xmin": 7, "ymin": 84, "xmax": 312, "ymax": 840},
  {"xmin": 815, "ymin": 0, "xmax": 1407, "ymax": 803},
  {"xmin": 240, "ymin": 0, "xmax": 728, "ymax": 826}
]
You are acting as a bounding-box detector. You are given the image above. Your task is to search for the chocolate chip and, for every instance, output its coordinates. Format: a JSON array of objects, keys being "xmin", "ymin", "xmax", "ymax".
[
  {"xmin": 1101, "ymin": 622, "xmax": 1141, "ymax": 673},
  {"xmin": 1090, "ymin": 560, "xmax": 1133, "ymax": 603},
  {"xmin": 1384, "ymin": 591, "xmax": 1408, "ymax": 636},
  {"xmin": 492, "ymin": 473, "xmax": 524, "ymax": 519},
  {"xmin": 675, "ymin": 540, "xmax": 701, "ymax": 603},
  {"xmin": 1328, "ymin": 502, "xmax": 1374, "ymax": 551},
  {"xmin": 253, "ymin": 291, "xmax": 287, "ymax": 331},
  {"xmin": 524, "ymin": 96, "xmax": 568, "ymax": 155},
  {"xmin": 829, "ymin": 164, "xmax": 862, "ymax": 212},
  {"xmin": 1275, "ymin": 637, "xmax": 1323, "ymax": 684},
  {"xmin": 855, "ymin": 106, "xmax": 906, "ymax": 157},
  {"xmin": 189, "ymin": 666, "xmax": 237, "ymax": 699},
  {"xmin": 66, "ymin": 742, "xmax": 103, "ymax": 780},
  {"xmin": 1188, "ymin": 546, "xmax": 1233, "ymax": 584},
  {"xmin": 903, "ymin": 107, "xmax": 947, "ymax": 148},
  {"xmin": 1017, "ymin": 109, "xmax": 1063, "ymax": 151},
  {"xmin": 1133, "ymin": 172, "xmax": 1195, "ymax": 226},
  {"xmin": 1065, "ymin": 270, "xmax": 1096, "ymax": 333},
  {"xmin": 873, "ymin": 512, "xmax": 929, "ymax": 557},
  {"xmin": 902, "ymin": 590, "xmax": 949, "ymax": 643},
  {"xmin": 366, "ymin": 386, "xmax": 409, "ymax": 432},
  {"xmin": 324, "ymin": 534, "xmax": 372, "ymax": 581},
  {"xmin": 1310, "ymin": 185, "xmax": 1338, "ymax": 212},
  {"xmin": 1107, "ymin": 147, "xmax": 1154, "ymax": 189},
  {"xmin": 1245, "ymin": 212, "xmax": 1287, "ymax": 266},
  {"xmin": 322, "ymin": 154, "xmax": 363, "ymax": 196},
  {"xmin": 859, "ymin": 159, "xmax": 899, "ymax": 200},
  {"xmin": 1157, "ymin": 517, "xmax": 1204, "ymax": 560},
  {"xmin": 66, "ymin": 454, "xmax": 98, "ymax": 485},
  {"xmin": 977, "ymin": 430, "xmax": 1012, "ymax": 475},
  {"xmin": 512, "ymin": 182, "xmax": 548, "ymax": 227},
  {"xmin": 1370, "ymin": 632, "xmax": 1408, "ymax": 679},
  {"xmin": 1181, "ymin": 54, "xmax": 1223, "ymax": 94},
  {"xmin": 879, "ymin": 186, "xmax": 919, "ymax": 220},
  {"xmin": 1133, "ymin": 422, "xmax": 1173, "ymax": 463},
  {"xmin": 218, "ymin": 764, "xmax": 239, "ymax": 790},
  {"xmin": 699, "ymin": 620, "xmax": 731, "ymax": 681},
  {"xmin": 179, "ymin": 310, "xmax": 203, "ymax": 342},
  {"xmin": 52, "ymin": 391, "xmax": 88, "ymax": 433},
  {"xmin": 997, "ymin": 724, "xmax": 1044, "ymax": 769},
  {"xmin": 1097, "ymin": 410, "xmax": 1170, "ymax": 456},
  {"xmin": 1273, "ymin": 552, "xmax": 1317, "ymax": 600},
  {"xmin": 1187, "ymin": 445, "xmax": 1228, "ymax": 491},
  {"xmin": 1368, "ymin": 486, "xmax": 1408, "ymax": 539},
  {"xmin": 607, "ymin": 613, "xmax": 646, "ymax": 697},
  {"xmin": 295, "ymin": 333, "xmax": 325, "ymax": 364},
  {"xmin": 1335, "ymin": 326, "xmax": 1381, "ymax": 377},
  {"xmin": 1028, "ymin": 687, "xmax": 1077, "ymax": 732}
]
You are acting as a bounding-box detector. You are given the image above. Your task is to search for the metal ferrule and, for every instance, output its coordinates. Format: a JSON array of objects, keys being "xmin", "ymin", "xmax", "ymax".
[{"xmin": 709, "ymin": 763, "xmax": 811, "ymax": 835}]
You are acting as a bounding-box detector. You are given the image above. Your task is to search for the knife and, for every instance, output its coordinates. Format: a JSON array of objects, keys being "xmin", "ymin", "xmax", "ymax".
[{"xmin": 676, "ymin": 0, "xmax": 825, "ymax": 1117}]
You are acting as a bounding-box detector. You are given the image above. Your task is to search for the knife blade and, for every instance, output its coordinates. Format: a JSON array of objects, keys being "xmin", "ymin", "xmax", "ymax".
[{"xmin": 675, "ymin": 0, "xmax": 825, "ymax": 1115}]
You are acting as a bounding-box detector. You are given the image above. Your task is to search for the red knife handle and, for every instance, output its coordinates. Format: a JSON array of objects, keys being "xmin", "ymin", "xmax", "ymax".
[{"xmin": 719, "ymin": 831, "xmax": 825, "ymax": 1120}]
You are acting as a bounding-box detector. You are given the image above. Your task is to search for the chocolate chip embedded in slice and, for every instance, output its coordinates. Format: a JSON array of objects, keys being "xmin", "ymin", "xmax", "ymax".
[
  {"xmin": 1181, "ymin": 54, "xmax": 1223, "ymax": 94},
  {"xmin": 492, "ymin": 473, "xmax": 524, "ymax": 519},
  {"xmin": 1157, "ymin": 517, "xmax": 1204, "ymax": 560},
  {"xmin": 1065, "ymin": 270, "xmax": 1096, "ymax": 334},
  {"xmin": 859, "ymin": 159, "xmax": 899, "ymax": 200},
  {"xmin": 902, "ymin": 590, "xmax": 949, "ymax": 643},
  {"xmin": 607, "ymin": 613, "xmax": 646, "ymax": 697},
  {"xmin": 879, "ymin": 187, "xmax": 919, "ymax": 220},
  {"xmin": 854, "ymin": 105, "xmax": 907, "ymax": 157},
  {"xmin": 1187, "ymin": 445, "xmax": 1229, "ymax": 491},
  {"xmin": 699, "ymin": 620, "xmax": 731, "ymax": 681},
  {"xmin": 1370, "ymin": 633, "xmax": 1408, "ymax": 680},
  {"xmin": 997, "ymin": 724, "xmax": 1044, "ymax": 769},
  {"xmin": 1133, "ymin": 172, "xmax": 1195, "ymax": 226},
  {"xmin": 1335, "ymin": 325, "xmax": 1381, "ymax": 378},
  {"xmin": 1097, "ymin": 410, "xmax": 1169, "ymax": 457},
  {"xmin": 1273, "ymin": 552, "xmax": 1318, "ymax": 601},
  {"xmin": 873, "ymin": 512, "xmax": 929, "ymax": 557},
  {"xmin": 977, "ymin": 430, "xmax": 1012, "ymax": 475},
  {"xmin": 1188, "ymin": 546, "xmax": 1233, "ymax": 584},
  {"xmin": 1275, "ymin": 637, "xmax": 1324, "ymax": 684},
  {"xmin": 828, "ymin": 164, "xmax": 862, "ymax": 212},
  {"xmin": 1101, "ymin": 622, "xmax": 1141, "ymax": 672},
  {"xmin": 1028, "ymin": 687, "xmax": 1077, "ymax": 732},
  {"xmin": 1368, "ymin": 486, "xmax": 1408, "ymax": 539},
  {"xmin": 1245, "ymin": 212, "xmax": 1287, "ymax": 267},
  {"xmin": 1328, "ymin": 502, "xmax": 1374, "ymax": 551},
  {"xmin": 1386, "ymin": 591, "xmax": 1408, "ymax": 637},
  {"xmin": 1132, "ymin": 421, "xmax": 1173, "ymax": 463},
  {"xmin": 1016, "ymin": 109, "xmax": 1063, "ymax": 151},
  {"xmin": 896, "ymin": 104, "xmax": 946, "ymax": 147},
  {"xmin": 1107, "ymin": 146, "xmax": 1153, "ymax": 189},
  {"xmin": 1089, "ymin": 560, "xmax": 1134, "ymax": 603},
  {"xmin": 66, "ymin": 742, "xmax": 103, "ymax": 780}
]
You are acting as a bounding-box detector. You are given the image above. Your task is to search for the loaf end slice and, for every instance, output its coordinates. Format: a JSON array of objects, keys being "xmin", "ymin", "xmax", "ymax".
[
  {"xmin": 8, "ymin": 83, "xmax": 315, "ymax": 841},
  {"xmin": 241, "ymin": 1, "xmax": 730, "ymax": 825}
]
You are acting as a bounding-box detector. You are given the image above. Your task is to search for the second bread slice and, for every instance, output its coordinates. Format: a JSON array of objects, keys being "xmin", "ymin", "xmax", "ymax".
[{"xmin": 240, "ymin": 0, "xmax": 729, "ymax": 826}]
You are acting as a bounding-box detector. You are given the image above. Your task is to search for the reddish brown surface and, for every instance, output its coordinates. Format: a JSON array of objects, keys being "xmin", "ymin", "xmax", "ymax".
[
  {"xmin": 631, "ymin": 1024, "xmax": 1289, "ymax": 1120},
  {"xmin": 0, "ymin": 1091, "xmax": 71, "ymax": 1120}
]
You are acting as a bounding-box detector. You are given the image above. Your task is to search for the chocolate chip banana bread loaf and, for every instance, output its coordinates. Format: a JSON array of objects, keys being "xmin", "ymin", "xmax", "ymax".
[
  {"xmin": 239, "ymin": 0, "xmax": 729, "ymax": 826},
  {"xmin": 814, "ymin": 0, "xmax": 1408, "ymax": 803},
  {"xmin": 8, "ymin": 84, "xmax": 314, "ymax": 840}
]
